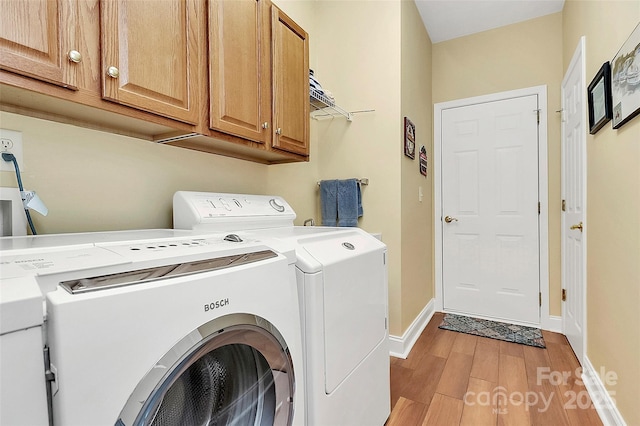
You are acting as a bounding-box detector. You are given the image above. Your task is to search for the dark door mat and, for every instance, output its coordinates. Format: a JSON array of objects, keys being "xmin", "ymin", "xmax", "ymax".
[{"xmin": 438, "ymin": 313, "xmax": 546, "ymax": 348}]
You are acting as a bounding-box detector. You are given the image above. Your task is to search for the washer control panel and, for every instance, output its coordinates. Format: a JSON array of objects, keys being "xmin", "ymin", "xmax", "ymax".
[{"xmin": 173, "ymin": 191, "xmax": 296, "ymax": 231}]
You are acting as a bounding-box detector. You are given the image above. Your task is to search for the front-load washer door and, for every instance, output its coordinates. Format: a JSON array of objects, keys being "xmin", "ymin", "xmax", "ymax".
[{"xmin": 117, "ymin": 314, "xmax": 295, "ymax": 426}]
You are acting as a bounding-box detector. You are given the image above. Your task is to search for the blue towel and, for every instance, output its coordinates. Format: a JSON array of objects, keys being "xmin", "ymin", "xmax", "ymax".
[
  {"xmin": 320, "ymin": 180, "xmax": 338, "ymax": 226},
  {"xmin": 337, "ymin": 179, "xmax": 362, "ymax": 227}
]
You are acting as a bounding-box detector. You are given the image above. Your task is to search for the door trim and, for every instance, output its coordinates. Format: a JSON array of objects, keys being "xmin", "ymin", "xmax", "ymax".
[{"xmin": 434, "ymin": 85, "xmax": 550, "ymax": 328}]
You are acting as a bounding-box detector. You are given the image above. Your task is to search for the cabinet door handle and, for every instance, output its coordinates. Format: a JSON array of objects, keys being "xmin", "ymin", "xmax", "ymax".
[
  {"xmin": 67, "ymin": 50, "xmax": 82, "ymax": 63},
  {"xmin": 262, "ymin": 122, "xmax": 269, "ymax": 129},
  {"xmin": 107, "ymin": 66, "xmax": 120, "ymax": 78},
  {"xmin": 275, "ymin": 128, "xmax": 282, "ymax": 135}
]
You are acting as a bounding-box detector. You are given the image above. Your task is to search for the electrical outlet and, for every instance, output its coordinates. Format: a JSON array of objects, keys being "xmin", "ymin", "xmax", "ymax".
[
  {"xmin": 1, "ymin": 138, "xmax": 13, "ymax": 150},
  {"xmin": 0, "ymin": 129, "xmax": 24, "ymax": 172}
]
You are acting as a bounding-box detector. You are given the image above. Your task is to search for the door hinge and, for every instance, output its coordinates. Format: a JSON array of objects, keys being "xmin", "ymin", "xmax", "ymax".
[
  {"xmin": 562, "ymin": 199, "xmax": 566, "ymax": 212},
  {"xmin": 535, "ymin": 109, "xmax": 541, "ymax": 124},
  {"xmin": 538, "ymin": 202, "xmax": 541, "ymax": 214},
  {"xmin": 539, "ymin": 292, "xmax": 542, "ymax": 307},
  {"xmin": 562, "ymin": 288, "xmax": 567, "ymax": 302}
]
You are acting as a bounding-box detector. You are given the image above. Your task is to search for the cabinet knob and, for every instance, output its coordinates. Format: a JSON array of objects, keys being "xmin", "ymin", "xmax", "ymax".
[
  {"xmin": 107, "ymin": 66, "xmax": 120, "ymax": 78},
  {"xmin": 275, "ymin": 128, "xmax": 282, "ymax": 135},
  {"xmin": 262, "ymin": 122, "xmax": 269, "ymax": 129},
  {"xmin": 67, "ymin": 50, "xmax": 82, "ymax": 63}
]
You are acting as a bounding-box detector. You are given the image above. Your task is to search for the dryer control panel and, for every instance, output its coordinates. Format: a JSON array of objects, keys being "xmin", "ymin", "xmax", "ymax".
[{"xmin": 173, "ymin": 191, "xmax": 296, "ymax": 231}]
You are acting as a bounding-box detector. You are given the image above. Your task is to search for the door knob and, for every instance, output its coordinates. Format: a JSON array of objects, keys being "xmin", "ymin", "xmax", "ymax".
[
  {"xmin": 275, "ymin": 128, "xmax": 282, "ymax": 135},
  {"xmin": 570, "ymin": 221, "xmax": 583, "ymax": 232},
  {"xmin": 444, "ymin": 215, "xmax": 458, "ymax": 223}
]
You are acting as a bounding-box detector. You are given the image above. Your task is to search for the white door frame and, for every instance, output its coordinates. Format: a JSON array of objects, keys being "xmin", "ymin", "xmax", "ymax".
[
  {"xmin": 561, "ymin": 37, "xmax": 587, "ymax": 363},
  {"xmin": 434, "ymin": 85, "xmax": 552, "ymax": 329}
]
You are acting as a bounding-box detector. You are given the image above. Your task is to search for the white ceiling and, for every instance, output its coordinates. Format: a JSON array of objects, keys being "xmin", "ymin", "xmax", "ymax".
[{"xmin": 415, "ymin": 0, "xmax": 565, "ymax": 43}]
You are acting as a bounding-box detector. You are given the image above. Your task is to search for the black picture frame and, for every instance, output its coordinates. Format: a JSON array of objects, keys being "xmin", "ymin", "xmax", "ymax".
[
  {"xmin": 587, "ymin": 61, "xmax": 612, "ymax": 134},
  {"xmin": 611, "ymin": 22, "xmax": 640, "ymax": 129},
  {"xmin": 404, "ymin": 117, "xmax": 415, "ymax": 159}
]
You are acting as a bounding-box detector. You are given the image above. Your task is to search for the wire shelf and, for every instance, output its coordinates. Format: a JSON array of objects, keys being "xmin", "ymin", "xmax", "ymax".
[{"xmin": 310, "ymin": 90, "xmax": 353, "ymax": 121}]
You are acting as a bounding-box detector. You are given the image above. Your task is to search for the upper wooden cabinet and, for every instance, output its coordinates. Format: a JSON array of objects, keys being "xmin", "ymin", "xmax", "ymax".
[
  {"xmin": 0, "ymin": 0, "xmax": 79, "ymax": 89},
  {"xmin": 100, "ymin": 0, "xmax": 203, "ymax": 124},
  {"xmin": 209, "ymin": 0, "xmax": 271, "ymax": 145},
  {"xmin": 208, "ymin": 0, "xmax": 309, "ymax": 157},
  {"xmin": 271, "ymin": 7, "xmax": 309, "ymax": 156},
  {"xmin": 0, "ymin": 0, "xmax": 309, "ymax": 163}
]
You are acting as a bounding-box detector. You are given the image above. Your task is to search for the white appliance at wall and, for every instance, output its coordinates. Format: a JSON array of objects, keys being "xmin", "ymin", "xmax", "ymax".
[
  {"xmin": 0, "ymin": 229, "xmax": 305, "ymax": 425},
  {"xmin": 0, "ymin": 187, "xmax": 27, "ymax": 236},
  {"xmin": 174, "ymin": 191, "xmax": 391, "ymax": 426}
]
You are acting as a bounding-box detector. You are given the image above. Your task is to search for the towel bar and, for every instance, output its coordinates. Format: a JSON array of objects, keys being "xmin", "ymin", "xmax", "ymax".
[{"xmin": 317, "ymin": 178, "xmax": 369, "ymax": 186}]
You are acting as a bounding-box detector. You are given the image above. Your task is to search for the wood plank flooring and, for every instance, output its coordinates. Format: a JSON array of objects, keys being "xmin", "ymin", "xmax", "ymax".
[{"xmin": 388, "ymin": 312, "xmax": 602, "ymax": 426}]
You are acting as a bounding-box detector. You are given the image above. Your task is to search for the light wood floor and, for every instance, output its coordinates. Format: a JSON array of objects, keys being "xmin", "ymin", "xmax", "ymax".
[{"xmin": 388, "ymin": 312, "xmax": 603, "ymax": 426}]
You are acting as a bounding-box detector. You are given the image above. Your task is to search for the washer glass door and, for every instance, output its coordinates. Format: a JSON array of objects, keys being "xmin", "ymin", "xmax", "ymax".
[{"xmin": 117, "ymin": 314, "xmax": 295, "ymax": 426}]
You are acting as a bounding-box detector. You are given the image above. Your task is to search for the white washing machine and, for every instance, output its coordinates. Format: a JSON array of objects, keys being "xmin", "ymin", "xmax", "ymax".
[
  {"xmin": 174, "ymin": 191, "xmax": 391, "ymax": 426},
  {"xmin": 0, "ymin": 229, "xmax": 305, "ymax": 425}
]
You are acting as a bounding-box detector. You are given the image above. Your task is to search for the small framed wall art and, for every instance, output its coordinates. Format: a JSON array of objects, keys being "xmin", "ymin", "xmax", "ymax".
[
  {"xmin": 611, "ymin": 22, "xmax": 640, "ymax": 129},
  {"xmin": 419, "ymin": 146, "xmax": 428, "ymax": 176},
  {"xmin": 404, "ymin": 117, "xmax": 415, "ymax": 159},
  {"xmin": 587, "ymin": 61, "xmax": 612, "ymax": 134}
]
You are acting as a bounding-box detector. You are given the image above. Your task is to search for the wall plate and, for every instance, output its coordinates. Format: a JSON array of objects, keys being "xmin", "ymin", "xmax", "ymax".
[{"xmin": 0, "ymin": 129, "xmax": 24, "ymax": 172}]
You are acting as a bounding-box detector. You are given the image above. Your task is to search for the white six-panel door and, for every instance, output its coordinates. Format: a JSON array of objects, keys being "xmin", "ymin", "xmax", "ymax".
[
  {"xmin": 561, "ymin": 37, "xmax": 587, "ymax": 364},
  {"xmin": 441, "ymin": 95, "xmax": 541, "ymax": 324}
]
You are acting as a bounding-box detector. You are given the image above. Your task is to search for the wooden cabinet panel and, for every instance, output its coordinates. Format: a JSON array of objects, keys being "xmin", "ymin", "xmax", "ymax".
[
  {"xmin": 0, "ymin": 0, "xmax": 78, "ymax": 89},
  {"xmin": 100, "ymin": 0, "xmax": 202, "ymax": 124},
  {"xmin": 271, "ymin": 7, "xmax": 309, "ymax": 156},
  {"xmin": 209, "ymin": 0, "xmax": 271, "ymax": 145}
]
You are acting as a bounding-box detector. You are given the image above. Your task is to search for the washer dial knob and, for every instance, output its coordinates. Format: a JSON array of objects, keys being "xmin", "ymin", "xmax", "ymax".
[{"xmin": 269, "ymin": 198, "xmax": 286, "ymax": 212}]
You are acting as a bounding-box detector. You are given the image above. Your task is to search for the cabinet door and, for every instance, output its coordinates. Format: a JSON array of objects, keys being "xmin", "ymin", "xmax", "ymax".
[
  {"xmin": 100, "ymin": 0, "xmax": 201, "ymax": 124},
  {"xmin": 209, "ymin": 0, "xmax": 271, "ymax": 145},
  {"xmin": 0, "ymin": 0, "xmax": 78, "ymax": 89},
  {"xmin": 271, "ymin": 7, "xmax": 309, "ymax": 156}
]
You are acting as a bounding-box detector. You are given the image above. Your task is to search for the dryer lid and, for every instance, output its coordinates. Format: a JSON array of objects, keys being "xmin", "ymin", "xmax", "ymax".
[{"xmin": 294, "ymin": 229, "xmax": 384, "ymax": 273}]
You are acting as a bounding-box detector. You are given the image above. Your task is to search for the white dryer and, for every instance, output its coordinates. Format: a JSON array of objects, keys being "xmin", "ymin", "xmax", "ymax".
[
  {"xmin": 0, "ymin": 229, "xmax": 305, "ymax": 425},
  {"xmin": 174, "ymin": 191, "xmax": 391, "ymax": 426}
]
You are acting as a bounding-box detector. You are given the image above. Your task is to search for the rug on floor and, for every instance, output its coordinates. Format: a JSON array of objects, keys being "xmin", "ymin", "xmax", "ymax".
[{"xmin": 438, "ymin": 313, "xmax": 546, "ymax": 348}]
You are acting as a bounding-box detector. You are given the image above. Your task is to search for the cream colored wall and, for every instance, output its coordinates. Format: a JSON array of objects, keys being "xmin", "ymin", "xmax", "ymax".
[
  {"xmin": 400, "ymin": 0, "xmax": 433, "ymax": 332},
  {"xmin": 268, "ymin": 0, "xmax": 405, "ymax": 335},
  {"xmin": 0, "ymin": 111, "xmax": 268, "ymax": 233},
  {"xmin": 563, "ymin": 2, "xmax": 640, "ymax": 424},
  {"xmin": 432, "ymin": 13, "xmax": 564, "ymax": 317}
]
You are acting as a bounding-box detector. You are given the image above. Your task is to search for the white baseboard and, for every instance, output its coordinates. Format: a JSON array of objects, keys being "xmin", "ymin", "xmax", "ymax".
[
  {"xmin": 541, "ymin": 315, "xmax": 563, "ymax": 333},
  {"xmin": 582, "ymin": 356, "xmax": 627, "ymax": 426},
  {"xmin": 389, "ymin": 298, "xmax": 435, "ymax": 359}
]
